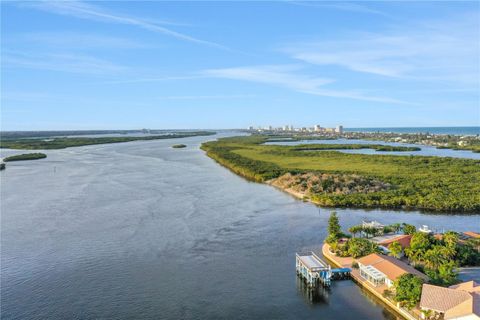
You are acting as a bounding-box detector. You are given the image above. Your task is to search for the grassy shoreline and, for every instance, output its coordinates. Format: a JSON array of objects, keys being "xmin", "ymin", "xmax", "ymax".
[
  {"xmin": 201, "ymin": 135, "xmax": 480, "ymax": 213},
  {"xmin": 0, "ymin": 131, "xmax": 215, "ymax": 150}
]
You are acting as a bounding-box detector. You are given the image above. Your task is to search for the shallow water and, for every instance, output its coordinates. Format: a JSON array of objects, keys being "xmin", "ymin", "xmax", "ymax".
[
  {"xmin": 265, "ymin": 138, "xmax": 480, "ymax": 159},
  {"xmin": 1, "ymin": 132, "xmax": 478, "ymax": 319}
]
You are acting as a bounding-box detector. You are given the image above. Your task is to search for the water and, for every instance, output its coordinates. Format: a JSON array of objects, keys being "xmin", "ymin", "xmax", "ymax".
[
  {"xmin": 346, "ymin": 126, "xmax": 480, "ymax": 135},
  {"xmin": 266, "ymin": 138, "xmax": 480, "ymax": 160},
  {"xmin": 1, "ymin": 132, "xmax": 479, "ymax": 320}
]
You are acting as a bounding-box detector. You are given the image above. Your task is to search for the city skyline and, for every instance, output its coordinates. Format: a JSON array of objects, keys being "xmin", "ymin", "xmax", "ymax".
[{"xmin": 2, "ymin": 1, "xmax": 479, "ymax": 130}]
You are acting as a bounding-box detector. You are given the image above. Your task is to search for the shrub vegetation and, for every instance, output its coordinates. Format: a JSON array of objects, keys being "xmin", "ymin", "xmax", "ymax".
[
  {"xmin": 3, "ymin": 153, "xmax": 47, "ymax": 162},
  {"xmin": 201, "ymin": 135, "xmax": 480, "ymax": 212}
]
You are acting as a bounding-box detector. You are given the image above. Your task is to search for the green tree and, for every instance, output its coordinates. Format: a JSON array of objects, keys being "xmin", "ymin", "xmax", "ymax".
[
  {"xmin": 390, "ymin": 223, "xmax": 402, "ymax": 234},
  {"xmin": 363, "ymin": 227, "xmax": 379, "ymax": 238},
  {"xmin": 347, "ymin": 238, "xmax": 380, "ymax": 258},
  {"xmin": 328, "ymin": 211, "xmax": 341, "ymax": 238},
  {"xmin": 423, "ymin": 246, "xmax": 452, "ymax": 269},
  {"xmin": 388, "ymin": 241, "xmax": 403, "ymax": 258},
  {"xmin": 467, "ymin": 238, "xmax": 480, "ymax": 251},
  {"xmin": 427, "ymin": 260, "xmax": 458, "ymax": 286},
  {"xmin": 405, "ymin": 232, "xmax": 434, "ymax": 264},
  {"xmin": 443, "ymin": 231, "xmax": 459, "ymax": 249},
  {"xmin": 394, "ymin": 274, "xmax": 424, "ymax": 309},
  {"xmin": 348, "ymin": 225, "xmax": 363, "ymax": 238},
  {"xmin": 437, "ymin": 261, "xmax": 458, "ymax": 286},
  {"xmin": 402, "ymin": 223, "xmax": 416, "ymax": 235},
  {"xmin": 456, "ymin": 243, "xmax": 480, "ymax": 266}
]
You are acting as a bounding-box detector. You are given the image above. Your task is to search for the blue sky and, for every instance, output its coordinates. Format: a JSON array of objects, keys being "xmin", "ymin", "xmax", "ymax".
[{"xmin": 1, "ymin": 1, "xmax": 479, "ymax": 130}]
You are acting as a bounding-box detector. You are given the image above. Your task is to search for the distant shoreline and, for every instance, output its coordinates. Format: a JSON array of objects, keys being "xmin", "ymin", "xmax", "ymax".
[
  {"xmin": 345, "ymin": 126, "xmax": 480, "ymax": 136},
  {"xmin": 0, "ymin": 131, "xmax": 215, "ymax": 150}
]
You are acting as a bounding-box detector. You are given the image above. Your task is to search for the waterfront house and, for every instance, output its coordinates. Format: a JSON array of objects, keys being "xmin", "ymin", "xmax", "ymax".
[
  {"xmin": 357, "ymin": 253, "xmax": 427, "ymax": 288},
  {"xmin": 371, "ymin": 234, "xmax": 412, "ymax": 257},
  {"xmin": 420, "ymin": 281, "xmax": 480, "ymax": 319},
  {"xmin": 361, "ymin": 220, "xmax": 385, "ymax": 237}
]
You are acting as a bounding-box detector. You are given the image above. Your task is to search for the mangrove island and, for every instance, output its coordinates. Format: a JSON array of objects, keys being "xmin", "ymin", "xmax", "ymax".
[
  {"xmin": 201, "ymin": 135, "xmax": 480, "ymax": 212},
  {"xmin": 3, "ymin": 153, "xmax": 47, "ymax": 162}
]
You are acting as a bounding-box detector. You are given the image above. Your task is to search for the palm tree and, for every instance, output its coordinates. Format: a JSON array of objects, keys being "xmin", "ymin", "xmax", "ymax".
[
  {"xmin": 391, "ymin": 223, "xmax": 401, "ymax": 234},
  {"xmin": 348, "ymin": 225, "xmax": 363, "ymax": 238},
  {"xmin": 443, "ymin": 231, "xmax": 459, "ymax": 249},
  {"xmin": 389, "ymin": 241, "xmax": 403, "ymax": 258}
]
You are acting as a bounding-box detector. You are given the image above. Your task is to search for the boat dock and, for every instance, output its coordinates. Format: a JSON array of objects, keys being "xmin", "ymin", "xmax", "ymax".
[{"xmin": 296, "ymin": 251, "xmax": 351, "ymax": 288}]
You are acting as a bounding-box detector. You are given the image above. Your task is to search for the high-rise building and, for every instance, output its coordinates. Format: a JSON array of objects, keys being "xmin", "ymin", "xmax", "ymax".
[
  {"xmin": 314, "ymin": 124, "xmax": 321, "ymax": 132},
  {"xmin": 336, "ymin": 125, "xmax": 344, "ymax": 134}
]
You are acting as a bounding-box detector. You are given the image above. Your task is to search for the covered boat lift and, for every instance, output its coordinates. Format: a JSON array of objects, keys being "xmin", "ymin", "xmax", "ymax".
[{"xmin": 296, "ymin": 252, "xmax": 332, "ymax": 287}]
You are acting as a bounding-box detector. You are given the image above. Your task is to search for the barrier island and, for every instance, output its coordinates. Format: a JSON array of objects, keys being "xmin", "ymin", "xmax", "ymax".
[
  {"xmin": 201, "ymin": 135, "xmax": 480, "ymax": 212},
  {"xmin": 0, "ymin": 131, "xmax": 215, "ymax": 150}
]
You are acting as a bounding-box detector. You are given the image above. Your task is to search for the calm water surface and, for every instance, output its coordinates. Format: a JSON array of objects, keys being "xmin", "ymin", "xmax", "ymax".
[
  {"xmin": 1, "ymin": 132, "xmax": 479, "ymax": 320},
  {"xmin": 266, "ymin": 138, "xmax": 480, "ymax": 159}
]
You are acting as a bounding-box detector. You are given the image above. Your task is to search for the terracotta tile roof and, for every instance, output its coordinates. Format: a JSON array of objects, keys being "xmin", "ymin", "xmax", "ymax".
[
  {"xmin": 420, "ymin": 284, "xmax": 472, "ymax": 313},
  {"xmin": 421, "ymin": 283, "xmax": 480, "ymax": 319},
  {"xmin": 356, "ymin": 253, "xmax": 428, "ymax": 281},
  {"xmin": 379, "ymin": 234, "xmax": 412, "ymax": 249},
  {"xmin": 444, "ymin": 293, "xmax": 480, "ymax": 320},
  {"xmin": 357, "ymin": 253, "xmax": 384, "ymax": 266},
  {"xmin": 450, "ymin": 281, "xmax": 480, "ymax": 293},
  {"xmin": 464, "ymin": 231, "xmax": 480, "ymax": 239}
]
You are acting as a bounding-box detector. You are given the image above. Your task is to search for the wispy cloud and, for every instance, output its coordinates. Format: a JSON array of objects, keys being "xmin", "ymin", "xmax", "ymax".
[
  {"xmin": 203, "ymin": 65, "xmax": 333, "ymax": 91},
  {"xmin": 156, "ymin": 94, "xmax": 256, "ymax": 100},
  {"xmin": 287, "ymin": 1, "xmax": 388, "ymax": 16},
  {"xmin": 95, "ymin": 75, "xmax": 207, "ymax": 85},
  {"xmin": 12, "ymin": 32, "xmax": 149, "ymax": 49},
  {"xmin": 202, "ymin": 65, "xmax": 405, "ymax": 103},
  {"xmin": 3, "ymin": 51, "xmax": 127, "ymax": 75},
  {"xmin": 283, "ymin": 13, "xmax": 480, "ymax": 86},
  {"xmin": 16, "ymin": 0, "xmax": 230, "ymax": 50}
]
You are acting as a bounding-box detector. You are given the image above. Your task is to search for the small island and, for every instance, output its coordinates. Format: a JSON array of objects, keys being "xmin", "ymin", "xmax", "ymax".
[
  {"xmin": 3, "ymin": 153, "xmax": 47, "ymax": 162},
  {"xmin": 171, "ymin": 144, "xmax": 187, "ymax": 148}
]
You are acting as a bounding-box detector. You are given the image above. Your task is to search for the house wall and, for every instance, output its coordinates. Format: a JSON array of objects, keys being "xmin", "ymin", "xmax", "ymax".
[
  {"xmin": 385, "ymin": 278, "xmax": 394, "ymax": 288},
  {"xmin": 448, "ymin": 315, "xmax": 479, "ymax": 320}
]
